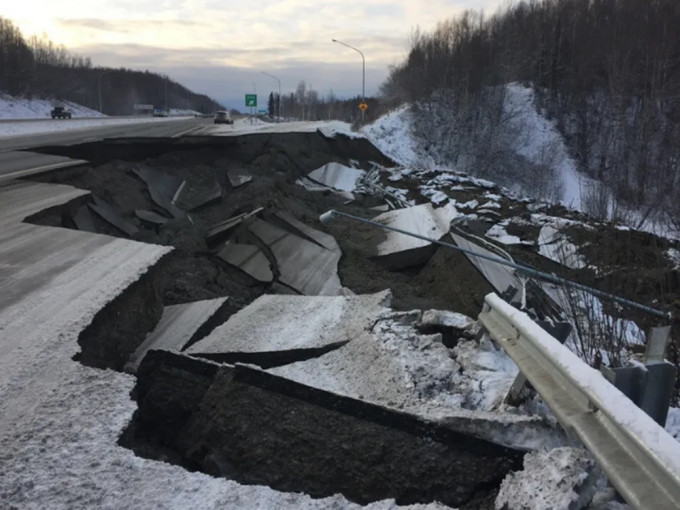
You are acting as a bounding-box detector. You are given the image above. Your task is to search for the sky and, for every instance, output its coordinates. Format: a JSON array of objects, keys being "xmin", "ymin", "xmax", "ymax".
[{"xmin": 6, "ymin": 0, "xmax": 504, "ymax": 110}]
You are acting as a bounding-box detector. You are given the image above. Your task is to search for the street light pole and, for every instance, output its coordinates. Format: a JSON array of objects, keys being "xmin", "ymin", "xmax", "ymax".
[
  {"xmin": 331, "ymin": 38, "xmax": 365, "ymax": 121},
  {"xmin": 261, "ymin": 71, "xmax": 282, "ymax": 123},
  {"xmin": 97, "ymin": 69, "xmax": 114, "ymax": 114}
]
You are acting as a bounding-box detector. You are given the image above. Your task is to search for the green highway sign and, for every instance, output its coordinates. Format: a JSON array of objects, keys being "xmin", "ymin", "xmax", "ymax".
[{"xmin": 245, "ymin": 94, "xmax": 257, "ymax": 107}]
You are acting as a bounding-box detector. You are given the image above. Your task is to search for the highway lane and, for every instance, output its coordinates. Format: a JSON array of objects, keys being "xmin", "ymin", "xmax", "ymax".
[
  {"xmin": 0, "ymin": 151, "xmax": 88, "ymax": 182},
  {"xmin": 0, "ymin": 116, "xmax": 211, "ymax": 152}
]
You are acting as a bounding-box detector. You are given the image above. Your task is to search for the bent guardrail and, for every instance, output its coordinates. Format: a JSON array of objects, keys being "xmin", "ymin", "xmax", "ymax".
[{"xmin": 479, "ymin": 293, "xmax": 680, "ymax": 510}]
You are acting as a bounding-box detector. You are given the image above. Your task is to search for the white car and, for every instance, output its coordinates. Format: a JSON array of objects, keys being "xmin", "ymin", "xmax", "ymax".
[{"xmin": 214, "ymin": 110, "xmax": 234, "ymax": 124}]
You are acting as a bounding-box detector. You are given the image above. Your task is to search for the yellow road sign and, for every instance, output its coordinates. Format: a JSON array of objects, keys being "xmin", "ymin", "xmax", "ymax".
[{"xmin": 359, "ymin": 102, "xmax": 368, "ymax": 111}]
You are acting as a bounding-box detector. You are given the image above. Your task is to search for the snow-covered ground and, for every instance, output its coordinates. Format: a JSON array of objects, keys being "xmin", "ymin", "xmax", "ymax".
[
  {"xmin": 211, "ymin": 116, "xmax": 361, "ymax": 138},
  {"xmin": 0, "ymin": 92, "xmax": 104, "ymax": 119},
  {"xmin": 360, "ymin": 85, "xmax": 589, "ymax": 211}
]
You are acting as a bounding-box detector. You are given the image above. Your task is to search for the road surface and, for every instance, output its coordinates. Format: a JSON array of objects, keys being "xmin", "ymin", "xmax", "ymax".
[
  {"xmin": 0, "ymin": 116, "xmax": 210, "ymax": 152},
  {"xmin": 0, "ymin": 116, "xmax": 211, "ymax": 182}
]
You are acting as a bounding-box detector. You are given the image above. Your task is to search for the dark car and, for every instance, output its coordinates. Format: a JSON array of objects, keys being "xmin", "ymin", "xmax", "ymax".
[{"xmin": 51, "ymin": 106, "xmax": 72, "ymax": 119}]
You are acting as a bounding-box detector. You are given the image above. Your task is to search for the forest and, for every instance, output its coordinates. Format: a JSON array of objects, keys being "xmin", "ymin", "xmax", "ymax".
[
  {"xmin": 382, "ymin": 0, "xmax": 680, "ymax": 228},
  {"xmin": 0, "ymin": 17, "xmax": 223, "ymax": 115}
]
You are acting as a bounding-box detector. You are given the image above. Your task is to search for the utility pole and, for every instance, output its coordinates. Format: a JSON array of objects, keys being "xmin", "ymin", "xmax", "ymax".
[
  {"xmin": 332, "ymin": 39, "xmax": 365, "ymax": 122},
  {"xmin": 262, "ymin": 71, "xmax": 282, "ymax": 122}
]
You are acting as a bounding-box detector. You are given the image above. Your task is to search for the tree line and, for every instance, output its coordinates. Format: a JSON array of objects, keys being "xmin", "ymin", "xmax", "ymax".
[
  {"xmin": 383, "ymin": 0, "xmax": 680, "ymax": 227},
  {"xmin": 0, "ymin": 17, "xmax": 223, "ymax": 115},
  {"xmin": 262, "ymin": 80, "xmax": 385, "ymax": 125}
]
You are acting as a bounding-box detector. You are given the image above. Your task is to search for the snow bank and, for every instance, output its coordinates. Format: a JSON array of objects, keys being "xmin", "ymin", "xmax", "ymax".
[
  {"xmin": 503, "ymin": 83, "xmax": 590, "ymax": 210},
  {"xmin": 211, "ymin": 118, "xmax": 361, "ymax": 138},
  {"xmin": 0, "ymin": 92, "xmax": 103, "ymax": 119},
  {"xmin": 361, "ymin": 105, "xmax": 436, "ymax": 167}
]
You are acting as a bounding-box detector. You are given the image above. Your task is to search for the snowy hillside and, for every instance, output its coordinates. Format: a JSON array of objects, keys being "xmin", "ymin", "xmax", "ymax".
[
  {"xmin": 361, "ymin": 84, "xmax": 680, "ymax": 239},
  {"xmin": 362, "ymin": 84, "xmax": 589, "ymax": 211},
  {"xmin": 0, "ymin": 93, "xmax": 104, "ymax": 119}
]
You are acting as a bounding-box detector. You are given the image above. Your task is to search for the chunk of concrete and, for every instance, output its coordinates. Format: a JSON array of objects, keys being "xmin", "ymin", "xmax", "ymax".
[
  {"xmin": 205, "ymin": 207, "xmax": 263, "ymax": 245},
  {"xmin": 449, "ymin": 230, "xmax": 521, "ymax": 296},
  {"xmin": 124, "ymin": 297, "xmax": 230, "ymax": 373},
  {"xmin": 187, "ymin": 187, "xmax": 222, "ymax": 212},
  {"xmin": 186, "ymin": 291, "xmax": 389, "ymax": 365},
  {"xmin": 249, "ymin": 218, "xmax": 343, "ymax": 295},
  {"xmin": 226, "ymin": 168, "xmax": 253, "ymax": 188},
  {"xmin": 72, "ymin": 204, "xmax": 97, "ymax": 233},
  {"xmin": 217, "ymin": 242, "xmax": 273, "ymax": 283},
  {"xmin": 537, "ymin": 224, "xmax": 586, "ymax": 269},
  {"xmin": 135, "ymin": 209, "xmax": 170, "ymax": 226},
  {"xmin": 132, "ymin": 167, "xmax": 184, "ymax": 201},
  {"xmin": 88, "ymin": 196, "xmax": 139, "ymax": 237},
  {"xmin": 131, "ymin": 167, "xmax": 185, "ymax": 219},
  {"xmin": 271, "ymin": 210, "xmax": 340, "ymax": 251},
  {"xmin": 306, "ymin": 162, "xmax": 365, "ymax": 192},
  {"xmin": 128, "ymin": 350, "xmax": 522, "ymax": 508},
  {"xmin": 368, "ymin": 202, "xmax": 457, "ymax": 269}
]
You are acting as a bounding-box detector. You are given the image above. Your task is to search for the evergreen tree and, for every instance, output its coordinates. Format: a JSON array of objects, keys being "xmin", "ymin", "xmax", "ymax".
[{"xmin": 267, "ymin": 92, "xmax": 275, "ymax": 118}]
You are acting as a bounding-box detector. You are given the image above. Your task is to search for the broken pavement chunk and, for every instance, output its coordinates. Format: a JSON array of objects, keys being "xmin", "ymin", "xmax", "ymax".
[
  {"xmin": 537, "ymin": 224, "xmax": 586, "ymax": 269},
  {"xmin": 226, "ymin": 168, "xmax": 253, "ymax": 188},
  {"xmin": 128, "ymin": 349, "xmax": 521, "ymax": 508},
  {"xmin": 187, "ymin": 187, "xmax": 222, "ymax": 212},
  {"xmin": 88, "ymin": 196, "xmax": 139, "ymax": 237},
  {"xmin": 368, "ymin": 202, "xmax": 457, "ymax": 269},
  {"xmin": 131, "ymin": 167, "xmax": 184, "ymax": 201},
  {"xmin": 186, "ymin": 291, "xmax": 390, "ymax": 366},
  {"xmin": 135, "ymin": 209, "xmax": 169, "ymax": 226},
  {"xmin": 205, "ymin": 207, "xmax": 263, "ymax": 245},
  {"xmin": 306, "ymin": 162, "xmax": 365, "ymax": 192},
  {"xmin": 125, "ymin": 297, "xmax": 230, "ymax": 373},
  {"xmin": 248, "ymin": 218, "xmax": 343, "ymax": 295},
  {"xmin": 72, "ymin": 203, "xmax": 97, "ymax": 233},
  {"xmin": 217, "ymin": 241, "xmax": 273, "ymax": 283},
  {"xmin": 131, "ymin": 167, "xmax": 186, "ymax": 219},
  {"xmin": 272, "ymin": 210, "xmax": 340, "ymax": 251}
]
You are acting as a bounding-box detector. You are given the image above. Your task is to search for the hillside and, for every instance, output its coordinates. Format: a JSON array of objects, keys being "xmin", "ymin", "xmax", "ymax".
[
  {"xmin": 382, "ymin": 0, "xmax": 680, "ymax": 236},
  {"xmin": 0, "ymin": 17, "xmax": 224, "ymax": 115}
]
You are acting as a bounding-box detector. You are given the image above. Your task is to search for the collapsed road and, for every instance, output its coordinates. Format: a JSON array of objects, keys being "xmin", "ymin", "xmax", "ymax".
[{"xmin": 5, "ymin": 125, "xmax": 661, "ymax": 509}]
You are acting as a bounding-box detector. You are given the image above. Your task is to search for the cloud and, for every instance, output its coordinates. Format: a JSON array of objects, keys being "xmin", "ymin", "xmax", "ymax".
[
  {"xmin": 79, "ymin": 42, "xmax": 389, "ymax": 108},
  {"xmin": 56, "ymin": 17, "xmax": 203, "ymax": 33},
  {"xmin": 9, "ymin": 0, "xmax": 506, "ymax": 110}
]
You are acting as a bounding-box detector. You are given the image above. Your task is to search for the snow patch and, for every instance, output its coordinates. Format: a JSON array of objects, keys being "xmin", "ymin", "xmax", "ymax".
[
  {"xmin": 361, "ymin": 106, "xmax": 435, "ymax": 167},
  {"xmin": 0, "ymin": 92, "xmax": 104, "ymax": 119},
  {"xmin": 496, "ymin": 447, "xmax": 597, "ymax": 510}
]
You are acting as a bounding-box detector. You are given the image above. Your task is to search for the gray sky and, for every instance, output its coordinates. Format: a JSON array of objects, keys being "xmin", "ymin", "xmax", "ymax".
[{"xmin": 7, "ymin": 0, "xmax": 504, "ymax": 110}]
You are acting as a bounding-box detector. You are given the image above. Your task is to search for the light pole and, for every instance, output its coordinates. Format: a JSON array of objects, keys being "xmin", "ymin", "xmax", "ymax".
[
  {"xmin": 97, "ymin": 69, "xmax": 115, "ymax": 114},
  {"xmin": 261, "ymin": 71, "xmax": 281, "ymax": 122},
  {"xmin": 331, "ymin": 38, "xmax": 365, "ymax": 121}
]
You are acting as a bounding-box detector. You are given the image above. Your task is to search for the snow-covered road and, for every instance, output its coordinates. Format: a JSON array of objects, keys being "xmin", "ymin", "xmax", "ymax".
[{"xmin": 0, "ymin": 116, "xmax": 195, "ymax": 138}]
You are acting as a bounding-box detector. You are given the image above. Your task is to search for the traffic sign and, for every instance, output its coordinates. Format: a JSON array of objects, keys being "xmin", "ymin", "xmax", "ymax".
[
  {"xmin": 245, "ymin": 94, "xmax": 257, "ymax": 107},
  {"xmin": 359, "ymin": 102, "xmax": 368, "ymax": 111}
]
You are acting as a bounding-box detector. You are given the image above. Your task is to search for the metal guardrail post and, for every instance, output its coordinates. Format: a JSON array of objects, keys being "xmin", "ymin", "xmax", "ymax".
[{"xmin": 479, "ymin": 293, "xmax": 680, "ymax": 510}]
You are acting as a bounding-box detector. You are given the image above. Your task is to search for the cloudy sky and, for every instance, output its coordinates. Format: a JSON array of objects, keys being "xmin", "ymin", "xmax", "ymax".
[{"xmin": 6, "ymin": 0, "xmax": 503, "ymax": 110}]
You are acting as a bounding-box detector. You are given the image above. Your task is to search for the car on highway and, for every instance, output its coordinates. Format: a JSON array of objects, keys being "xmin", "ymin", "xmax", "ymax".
[
  {"xmin": 153, "ymin": 109, "xmax": 169, "ymax": 117},
  {"xmin": 214, "ymin": 110, "xmax": 234, "ymax": 124},
  {"xmin": 50, "ymin": 106, "xmax": 72, "ymax": 119}
]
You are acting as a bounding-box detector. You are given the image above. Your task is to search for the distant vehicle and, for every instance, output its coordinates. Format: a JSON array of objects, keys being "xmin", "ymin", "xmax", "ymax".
[
  {"xmin": 214, "ymin": 110, "xmax": 234, "ymax": 124},
  {"xmin": 153, "ymin": 108, "xmax": 169, "ymax": 117},
  {"xmin": 51, "ymin": 106, "xmax": 72, "ymax": 119}
]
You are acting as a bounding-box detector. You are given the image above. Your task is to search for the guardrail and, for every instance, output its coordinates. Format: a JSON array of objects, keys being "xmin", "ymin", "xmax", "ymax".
[{"xmin": 479, "ymin": 293, "xmax": 680, "ymax": 510}]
